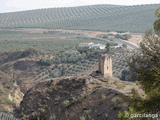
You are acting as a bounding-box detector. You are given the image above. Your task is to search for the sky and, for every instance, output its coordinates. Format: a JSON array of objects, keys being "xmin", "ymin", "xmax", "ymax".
[{"xmin": 0, "ymin": 0, "xmax": 160, "ymax": 13}]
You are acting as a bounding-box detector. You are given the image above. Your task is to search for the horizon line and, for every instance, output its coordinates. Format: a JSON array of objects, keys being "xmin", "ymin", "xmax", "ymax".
[{"xmin": 1, "ymin": 3, "xmax": 159, "ymax": 14}]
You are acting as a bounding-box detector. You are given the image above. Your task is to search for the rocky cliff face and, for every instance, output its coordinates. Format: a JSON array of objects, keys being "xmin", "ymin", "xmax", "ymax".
[
  {"xmin": 0, "ymin": 71, "xmax": 23, "ymax": 112},
  {"xmin": 8, "ymin": 82, "xmax": 24, "ymax": 106},
  {"xmin": 0, "ymin": 49, "xmax": 42, "ymax": 93},
  {"xmin": 17, "ymin": 76, "xmax": 129, "ymax": 120}
]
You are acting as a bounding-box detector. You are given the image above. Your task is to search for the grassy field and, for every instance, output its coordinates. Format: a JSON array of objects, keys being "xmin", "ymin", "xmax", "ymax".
[
  {"xmin": 0, "ymin": 30, "xmax": 82, "ymax": 39},
  {"xmin": 0, "ymin": 4, "xmax": 159, "ymax": 32},
  {"xmin": 0, "ymin": 39, "xmax": 108, "ymax": 52}
]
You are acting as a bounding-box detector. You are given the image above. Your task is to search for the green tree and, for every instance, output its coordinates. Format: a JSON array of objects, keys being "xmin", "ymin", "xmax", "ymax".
[
  {"xmin": 39, "ymin": 58, "xmax": 52, "ymax": 66},
  {"xmin": 106, "ymin": 43, "xmax": 111, "ymax": 53},
  {"xmin": 154, "ymin": 8, "xmax": 160, "ymax": 35},
  {"xmin": 122, "ymin": 44, "xmax": 127, "ymax": 48},
  {"xmin": 118, "ymin": 8, "xmax": 160, "ymax": 120},
  {"xmin": 116, "ymin": 34, "xmax": 131, "ymax": 40}
]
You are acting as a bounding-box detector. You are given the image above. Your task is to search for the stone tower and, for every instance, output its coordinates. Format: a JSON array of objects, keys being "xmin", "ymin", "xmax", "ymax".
[{"xmin": 99, "ymin": 54, "xmax": 112, "ymax": 77}]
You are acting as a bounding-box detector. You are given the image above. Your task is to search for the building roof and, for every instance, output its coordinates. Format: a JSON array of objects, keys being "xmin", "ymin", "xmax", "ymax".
[{"xmin": 90, "ymin": 43, "xmax": 105, "ymax": 47}]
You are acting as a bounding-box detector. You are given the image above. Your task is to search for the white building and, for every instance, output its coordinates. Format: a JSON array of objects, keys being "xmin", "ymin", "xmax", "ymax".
[
  {"xmin": 79, "ymin": 42, "xmax": 106, "ymax": 49},
  {"xmin": 90, "ymin": 44, "xmax": 106, "ymax": 49},
  {"xmin": 111, "ymin": 45, "xmax": 123, "ymax": 49},
  {"xmin": 106, "ymin": 31, "xmax": 130, "ymax": 36},
  {"xmin": 106, "ymin": 32, "xmax": 119, "ymax": 36},
  {"xmin": 78, "ymin": 42, "xmax": 94, "ymax": 47}
]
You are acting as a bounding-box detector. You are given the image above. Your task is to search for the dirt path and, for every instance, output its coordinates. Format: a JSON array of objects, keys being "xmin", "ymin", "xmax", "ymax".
[{"xmin": 128, "ymin": 34, "xmax": 143, "ymax": 45}]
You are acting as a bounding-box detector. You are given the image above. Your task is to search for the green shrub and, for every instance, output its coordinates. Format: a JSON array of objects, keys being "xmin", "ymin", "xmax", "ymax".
[{"xmin": 62, "ymin": 100, "xmax": 70, "ymax": 107}]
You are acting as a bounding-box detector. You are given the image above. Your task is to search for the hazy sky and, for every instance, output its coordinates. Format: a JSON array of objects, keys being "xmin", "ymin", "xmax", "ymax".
[{"xmin": 0, "ymin": 0, "xmax": 160, "ymax": 13}]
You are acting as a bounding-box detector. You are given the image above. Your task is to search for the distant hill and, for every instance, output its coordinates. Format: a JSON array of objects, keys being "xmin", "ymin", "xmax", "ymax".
[{"xmin": 0, "ymin": 4, "xmax": 159, "ymax": 32}]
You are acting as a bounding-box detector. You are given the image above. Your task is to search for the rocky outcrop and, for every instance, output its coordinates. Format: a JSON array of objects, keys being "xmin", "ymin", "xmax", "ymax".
[
  {"xmin": 0, "ymin": 49, "xmax": 43, "ymax": 93},
  {"xmin": 0, "ymin": 71, "xmax": 23, "ymax": 112},
  {"xmin": 8, "ymin": 82, "xmax": 24, "ymax": 106},
  {"xmin": 17, "ymin": 76, "xmax": 129, "ymax": 120}
]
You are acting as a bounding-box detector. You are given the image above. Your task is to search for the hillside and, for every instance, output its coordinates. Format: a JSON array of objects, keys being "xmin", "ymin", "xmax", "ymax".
[
  {"xmin": 0, "ymin": 4, "xmax": 159, "ymax": 32},
  {"xmin": 0, "ymin": 71, "xmax": 23, "ymax": 112},
  {"xmin": 0, "ymin": 46, "xmax": 131, "ymax": 93},
  {"xmin": 16, "ymin": 76, "xmax": 137, "ymax": 120},
  {"xmin": 0, "ymin": 42, "xmax": 141, "ymax": 119},
  {"xmin": 0, "ymin": 48, "xmax": 44, "ymax": 93}
]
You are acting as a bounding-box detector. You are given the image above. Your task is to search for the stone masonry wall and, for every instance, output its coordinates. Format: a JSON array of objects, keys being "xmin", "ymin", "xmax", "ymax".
[{"xmin": 99, "ymin": 54, "xmax": 112, "ymax": 77}]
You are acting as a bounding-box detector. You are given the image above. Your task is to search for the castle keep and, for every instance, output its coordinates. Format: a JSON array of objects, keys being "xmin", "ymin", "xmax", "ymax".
[{"xmin": 99, "ymin": 54, "xmax": 112, "ymax": 77}]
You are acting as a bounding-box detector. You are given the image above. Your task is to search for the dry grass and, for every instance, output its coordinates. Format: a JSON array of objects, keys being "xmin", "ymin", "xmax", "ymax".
[{"xmin": 128, "ymin": 35, "xmax": 143, "ymax": 45}]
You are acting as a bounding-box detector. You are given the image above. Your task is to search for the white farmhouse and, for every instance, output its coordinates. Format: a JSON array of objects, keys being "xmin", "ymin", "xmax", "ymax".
[
  {"xmin": 79, "ymin": 42, "xmax": 106, "ymax": 49},
  {"xmin": 79, "ymin": 42, "xmax": 94, "ymax": 47},
  {"xmin": 90, "ymin": 44, "xmax": 106, "ymax": 49}
]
